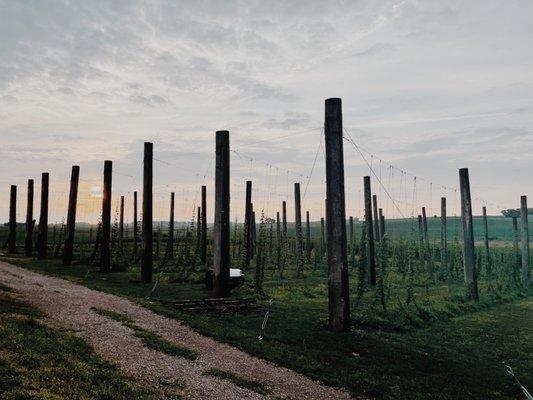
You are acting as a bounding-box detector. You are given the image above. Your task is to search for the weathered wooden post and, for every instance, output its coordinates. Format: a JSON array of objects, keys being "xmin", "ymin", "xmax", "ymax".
[
  {"xmin": 512, "ymin": 216, "xmax": 520, "ymax": 282},
  {"xmin": 294, "ymin": 182, "xmax": 304, "ymax": 276},
  {"xmin": 62, "ymin": 165, "xmax": 80, "ymax": 265},
  {"xmin": 282, "ymin": 200, "xmax": 287, "ymax": 240},
  {"xmin": 133, "ymin": 191, "xmax": 138, "ymax": 255},
  {"xmin": 305, "ymin": 210, "xmax": 311, "ymax": 261},
  {"xmin": 459, "ymin": 168, "xmax": 478, "ymax": 300},
  {"xmin": 349, "ymin": 216, "xmax": 354, "ymax": 251},
  {"xmin": 201, "ymin": 185, "xmax": 207, "ymax": 264},
  {"xmin": 119, "ymin": 195, "xmax": 125, "ymax": 251},
  {"xmin": 25, "ymin": 179, "xmax": 34, "ymax": 256},
  {"xmin": 320, "ymin": 217, "xmax": 325, "ymax": 254},
  {"xmin": 417, "ymin": 215, "xmax": 424, "ymax": 250},
  {"xmin": 364, "ymin": 176, "xmax": 376, "ymax": 285},
  {"xmin": 440, "ymin": 197, "xmax": 447, "ymax": 274},
  {"xmin": 276, "ymin": 211, "xmax": 282, "ymax": 274},
  {"xmin": 520, "ymin": 195, "xmax": 529, "ymax": 288},
  {"xmin": 243, "ymin": 180, "xmax": 252, "ymax": 268},
  {"xmin": 168, "ymin": 192, "xmax": 175, "ymax": 259},
  {"xmin": 378, "ymin": 208, "xmax": 385, "ymax": 240},
  {"xmin": 37, "ymin": 172, "xmax": 49, "ymax": 259},
  {"xmin": 213, "ymin": 130, "xmax": 230, "ymax": 297},
  {"xmin": 422, "ymin": 206, "xmax": 433, "ymax": 277},
  {"xmin": 372, "ymin": 194, "xmax": 380, "ymax": 242},
  {"xmin": 8, "ymin": 185, "xmax": 17, "ymax": 253},
  {"xmin": 100, "ymin": 161, "xmax": 112, "ymax": 272},
  {"xmin": 324, "ymin": 97, "xmax": 350, "ymax": 331},
  {"xmin": 482, "ymin": 206, "xmax": 490, "ymax": 274},
  {"xmin": 141, "ymin": 142, "xmax": 153, "ymax": 283}
]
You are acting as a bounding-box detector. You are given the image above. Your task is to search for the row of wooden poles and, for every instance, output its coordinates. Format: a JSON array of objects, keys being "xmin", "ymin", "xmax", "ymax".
[{"xmin": 3, "ymin": 98, "xmax": 531, "ymax": 331}]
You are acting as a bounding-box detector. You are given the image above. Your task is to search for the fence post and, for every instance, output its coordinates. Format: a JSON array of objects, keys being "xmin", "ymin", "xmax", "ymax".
[
  {"xmin": 213, "ymin": 130, "xmax": 230, "ymax": 297},
  {"xmin": 37, "ymin": 172, "xmax": 49, "ymax": 259},
  {"xmin": 62, "ymin": 165, "xmax": 80, "ymax": 265},
  {"xmin": 294, "ymin": 182, "xmax": 304, "ymax": 277},
  {"xmin": 133, "ymin": 191, "xmax": 138, "ymax": 255},
  {"xmin": 25, "ymin": 179, "xmax": 34, "ymax": 256},
  {"xmin": 459, "ymin": 168, "xmax": 478, "ymax": 300},
  {"xmin": 201, "ymin": 185, "xmax": 207, "ymax": 264},
  {"xmin": 482, "ymin": 206, "xmax": 490, "ymax": 275},
  {"xmin": 8, "ymin": 185, "xmax": 16, "ymax": 253},
  {"xmin": 441, "ymin": 197, "xmax": 447, "ymax": 276},
  {"xmin": 243, "ymin": 180, "xmax": 252, "ymax": 268},
  {"xmin": 324, "ymin": 97, "xmax": 350, "ymax": 331},
  {"xmin": 141, "ymin": 142, "xmax": 153, "ymax": 283},
  {"xmin": 100, "ymin": 161, "xmax": 112, "ymax": 272},
  {"xmin": 364, "ymin": 176, "xmax": 377, "ymax": 286},
  {"xmin": 520, "ymin": 195, "xmax": 530, "ymax": 288}
]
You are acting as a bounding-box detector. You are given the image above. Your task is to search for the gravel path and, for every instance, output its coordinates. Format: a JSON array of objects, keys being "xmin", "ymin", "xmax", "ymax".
[{"xmin": 0, "ymin": 261, "xmax": 354, "ymax": 400}]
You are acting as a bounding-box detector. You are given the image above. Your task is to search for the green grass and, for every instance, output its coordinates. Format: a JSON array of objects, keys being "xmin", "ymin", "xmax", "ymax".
[
  {"xmin": 0, "ymin": 292, "xmax": 151, "ymax": 399},
  {"xmin": 3, "ymin": 254, "xmax": 532, "ymax": 399},
  {"xmin": 92, "ymin": 307, "xmax": 198, "ymax": 361},
  {"xmin": 202, "ymin": 368, "xmax": 272, "ymax": 396}
]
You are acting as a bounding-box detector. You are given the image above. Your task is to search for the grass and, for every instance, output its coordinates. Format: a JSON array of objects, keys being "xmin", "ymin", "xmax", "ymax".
[
  {"xmin": 2, "ymin": 254, "xmax": 532, "ymax": 399},
  {"xmin": 0, "ymin": 291, "xmax": 151, "ymax": 399},
  {"xmin": 92, "ymin": 307, "xmax": 198, "ymax": 361},
  {"xmin": 202, "ymin": 368, "xmax": 272, "ymax": 396}
]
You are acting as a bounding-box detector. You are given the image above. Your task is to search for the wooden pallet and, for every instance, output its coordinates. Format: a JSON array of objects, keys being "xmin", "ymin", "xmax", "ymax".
[{"xmin": 173, "ymin": 298, "xmax": 263, "ymax": 314}]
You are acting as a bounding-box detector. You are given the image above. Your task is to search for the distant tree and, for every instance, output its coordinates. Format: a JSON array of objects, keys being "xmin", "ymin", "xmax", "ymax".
[{"xmin": 501, "ymin": 208, "xmax": 533, "ymax": 218}]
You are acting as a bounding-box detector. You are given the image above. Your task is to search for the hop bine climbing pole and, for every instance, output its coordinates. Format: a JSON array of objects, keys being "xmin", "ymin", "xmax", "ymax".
[
  {"xmin": 141, "ymin": 142, "xmax": 153, "ymax": 283},
  {"xmin": 62, "ymin": 165, "xmax": 80, "ymax": 266},
  {"xmin": 25, "ymin": 179, "xmax": 34, "ymax": 256},
  {"xmin": 37, "ymin": 172, "xmax": 49, "ymax": 260},
  {"xmin": 324, "ymin": 97, "xmax": 350, "ymax": 332},
  {"xmin": 459, "ymin": 168, "xmax": 478, "ymax": 301},
  {"xmin": 212, "ymin": 130, "xmax": 230, "ymax": 298},
  {"xmin": 8, "ymin": 185, "xmax": 16, "ymax": 253},
  {"xmin": 100, "ymin": 161, "xmax": 112, "ymax": 272}
]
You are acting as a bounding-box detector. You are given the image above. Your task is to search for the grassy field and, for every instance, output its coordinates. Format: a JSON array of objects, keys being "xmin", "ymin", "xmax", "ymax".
[
  {"xmin": 2, "ymin": 253, "xmax": 532, "ymax": 400},
  {"xmin": 0, "ymin": 282, "xmax": 151, "ymax": 399}
]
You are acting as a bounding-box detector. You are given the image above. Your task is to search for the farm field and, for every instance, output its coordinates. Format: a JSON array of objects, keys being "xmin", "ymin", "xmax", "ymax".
[{"xmin": 1, "ymin": 212, "xmax": 532, "ymax": 400}]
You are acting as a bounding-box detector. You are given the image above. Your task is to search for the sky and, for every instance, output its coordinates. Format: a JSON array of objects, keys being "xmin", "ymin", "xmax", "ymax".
[{"xmin": 1, "ymin": 0, "xmax": 532, "ymax": 224}]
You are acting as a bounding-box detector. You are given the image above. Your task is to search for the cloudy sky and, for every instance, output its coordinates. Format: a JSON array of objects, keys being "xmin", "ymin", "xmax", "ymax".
[{"xmin": 1, "ymin": 0, "xmax": 532, "ymax": 223}]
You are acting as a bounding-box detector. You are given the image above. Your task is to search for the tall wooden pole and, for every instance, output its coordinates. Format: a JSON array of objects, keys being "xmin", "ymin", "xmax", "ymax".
[
  {"xmin": 512, "ymin": 216, "xmax": 520, "ymax": 283},
  {"xmin": 100, "ymin": 161, "xmax": 112, "ymax": 272},
  {"xmin": 422, "ymin": 206, "xmax": 433, "ymax": 278},
  {"xmin": 62, "ymin": 165, "xmax": 80, "ymax": 265},
  {"xmin": 482, "ymin": 206, "xmax": 490, "ymax": 274},
  {"xmin": 119, "ymin": 195, "xmax": 125, "ymax": 251},
  {"xmin": 440, "ymin": 197, "xmax": 447, "ymax": 275},
  {"xmin": 141, "ymin": 142, "xmax": 153, "ymax": 283},
  {"xmin": 25, "ymin": 179, "xmax": 34, "ymax": 256},
  {"xmin": 372, "ymin": 194, "xmax": 380, "ymax": 242},
  {"xmin": 282, "ymin": 200, "xmax": 287, "ymax": 240},
  {"xmin": 213, "ymin": 130, "xmax": 230, "ymax": 298},
  {"xmin": 459, "ymin": 168, "xmax": 478, "ymax": 300},
  {"xmin": 168, "ymin": 192, "xmax": 175, "ymax": 259},
  {"xmin": 349, "ymin": 216, "xmax": 354, "ymax": 251},
  {"xmin": 364, "ymin": 176, "xmax": 376, "ymax": 285},
  {"xmin": 305, "ymin": 210, "xmax": 311, "ymax": 261},
  {"xmin": 200, "ymin": 185, "xmax": 207, "ymax": 264},
  {"xmin": 520, "ymin": 195, "xmax": 529, "ymax": 288},
  {"xmin": 243, "ymin": 180, "xmax": 252, "ymax": 268},
  {"xmin": 294, "ymin": 182, "xmax": 304, "ymax": 276},
  {"xmin": 325, "ymin": 98, "xmax": 350, "ymax": 331},
  {"xmin": 133, "ymin": 191, "xmax": 138, "ymax": 255},
  {"xmin": 37, "ymin": 172, "xmax": 49, "ymax": 259},
  {"xmin": 378, "ymin": 208, "xmax": 385, "ymax": 240},
  {"xmin": 417, "ymin": 215, "xmax": 424, "ymax": 249},
  {"xmin": 8, "ymin": 185, "xmax": 17, "ymax": 253}
]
